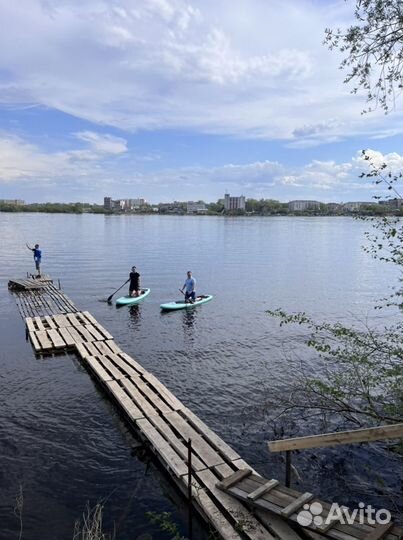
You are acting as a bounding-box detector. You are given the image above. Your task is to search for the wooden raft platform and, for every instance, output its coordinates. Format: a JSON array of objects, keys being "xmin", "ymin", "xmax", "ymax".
[
  {"xmin": 9, "ymin": 276, "xmax": 78, "ymax": 318},
  {"xmin": 8, "ymin": 276, "xmax": 402, "ymax": 540}
]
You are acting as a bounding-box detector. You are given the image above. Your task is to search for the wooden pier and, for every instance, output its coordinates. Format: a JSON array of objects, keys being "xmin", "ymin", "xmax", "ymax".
[{"xmin": 8, "ymin": 276, "xmax": 403, "ymax": 540}]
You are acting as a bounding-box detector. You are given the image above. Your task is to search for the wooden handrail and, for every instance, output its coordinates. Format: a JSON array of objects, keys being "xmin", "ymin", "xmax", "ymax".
[{"xmin": 268, "ymin": 423, "xmax": 403, "ymax": 452}]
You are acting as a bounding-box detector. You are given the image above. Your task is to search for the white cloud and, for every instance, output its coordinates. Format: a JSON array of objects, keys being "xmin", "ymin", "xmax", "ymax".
[
  {"xmin": 0, "ymin": 131, "xmax": 127, "ymax": 182},
  {"xmin": 0, "ymin": 0, "xmax": 401, "ymax": 143},
  {"xmin": 0, "ymin": 130, "xmax": 400, "ymax": 202}
]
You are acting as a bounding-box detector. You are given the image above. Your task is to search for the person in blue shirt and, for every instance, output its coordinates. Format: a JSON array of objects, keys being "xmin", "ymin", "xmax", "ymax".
[
  {"xmin": 26, "ymin": 243, "xmax": 42, "ymax": 278},
  {"xmin": 181, "ymin": 270, "xmax": 196, "ymax": 303}
]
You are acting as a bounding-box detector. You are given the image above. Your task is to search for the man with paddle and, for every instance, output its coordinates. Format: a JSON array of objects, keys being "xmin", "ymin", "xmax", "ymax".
[
  {"xmin": 129, "ymin": 266, "xmax": 141, "ymax": 297},
  {"xmin": 181, "ymin": 270, "xmax": 196, "ymax": 303},
  {"xmin": 26, "ymin": 243, "xmax": 42, "ymax": 278},
  {"xmin": 107, "ymin": 265, "xmax": 141, "ymax": 303}
]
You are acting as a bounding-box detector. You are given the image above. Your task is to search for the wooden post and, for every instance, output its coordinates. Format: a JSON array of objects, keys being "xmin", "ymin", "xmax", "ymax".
[
  {"xmin": 285, "ymin": 450, "xmax": 291, "ymax": 488},
  {"xmin": 58, "ymin": 279, "xmax": 61, "ymax": 290},
  {"xmin": 187, "ymin": 438, "xmax": 193, "ymax": 540}
]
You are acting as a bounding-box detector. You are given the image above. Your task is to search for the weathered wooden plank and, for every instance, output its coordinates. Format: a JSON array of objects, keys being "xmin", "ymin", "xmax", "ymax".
[
  {"xmin": 142, "ymin": 371, "xmax": 184, "ymax": 410},
  {"xmin": 133, "ymin": 380, "xmax": 172, "ymax": 415},
  {"xmin": 137, "ymin": 418, "xmax": 188, "ymax": 477},
  {"xmin": 217, "ymin": 469, "xmax": 252, "ymax": 490},
  {"xmin": 120, "ymin": 378, "xmax": 160, "ymax": 417},
  {"xmin": 52, "ymin": 314, "xmax": 70, "ymax": 328},
  {"xmin": 57, "ymin": 327, "xmax": 76, "ymax": 347},
  {"xmin": 47, "ymin": 329, "xmax": 66, "ymax": 349},
  {"xmin": 82, "ymin": 341, "xmax": 99, "ymax": 357},
  {"xmin": 66, "ymin": 326, "xmax": 84, "ymax": 344},
  {"xmin": 149, "ymin": 413, "xmax": 206, "ymax": 471},
  {"xmin": 81, "ymin": 312, "xmax": 113, "ymax": 339},
  {"xmin": 227, "ymin": 478, "xmax": 368, "ymax": 540},
  {"xmin": 256, "ymin": 510, "xmax": 306, "ymax": 540},
  {"xmin": 106, "ymin": 380, "xmax": 144, "ymax": 420},
  {"xmin": 33, "ymin": 317, "xmax": 45, "ymax": 331},
  {"xmin": 108, "ymin": 353, "xmax": 141, "ymax": 379},
  {"xmin": 75, "ymin": 342, "xmax": 88, "ymax": 359},
  {"xmin": 268, "ymin": 424, "xmax": 403, "ymax": 452},
  {"xmin": 248, "ymin": 480, "xmax": 279, "ymax": 501},
  {"xmin": 191, "ymin": 487, "xmax": 243, "ymax": 540},
  {"xmin": 75, "ymin": 325, "xmax": 95, "ymax": 343},
  {"xmin": 165, "ymin": 411, "xmax": 224, "ymax": 468},
  {"xmin": 44, "ymin": 315, "xmax": 57, "ymax": 329},
  {"xmin": 365, "ymin": 523, "xmax": 394, "ymax": 540},
  {"xmin": 35, "ymin": 330, "xmax": 53, "ymax": 351},
  {"xmin": 86, "ymin": 356, "xmax": 113, "ymax": 382},
  {"xmin": 66, "ymin": 314, "xmax": 81, "ymax": 327},
  {"xmin": 84, "ymin": 324, "xmax": 104, "ymax": 342},
  {"xmin": 29, "ymin": 331, "xmax": 42, "ymax": 353},
  {"xmin": 97, "ymin": 355, "xmax": 126, "ymax": 380},
  {"xmin": 183, "ymin": 406, "xmax": 240, "ymax": 461},
  {"xmin": 118, "ymin": 352, "xmax": 145, "ymax": 374},
  {"xmin": 26, "ymin": 318, "xmax": 35, "ymax": 333},
  {"xmin": 281, "ymin": 492, "xmax": 314, "ymax": 517},
  {"xmin": 93, "ymin": 341, "xmax": 113, "ymax": 356},
  {"xmin": 105, "ymin": 339, "xmax": 121, "ymax": 353},
  {"xmin": 197, "ymin": 468, "xmax": 275, "ymax": 540}
]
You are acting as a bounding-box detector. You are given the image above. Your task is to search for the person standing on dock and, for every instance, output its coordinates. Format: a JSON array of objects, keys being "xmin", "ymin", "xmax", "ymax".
[
  {"xmin": 181, "ymin": 270, "xmax": 196, "ymax": 303},
  {"xmin": 129, "ymin": 266, "xmax": 141, "ymax": 297},
  {"xmin": 26, "ymin": 243, "xmax": 42, "ymax": 278}
]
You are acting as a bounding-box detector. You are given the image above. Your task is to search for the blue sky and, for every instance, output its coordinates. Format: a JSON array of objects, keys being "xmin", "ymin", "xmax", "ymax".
[{"xmin": 0, "ymin": 0, "xmax": 402, "ymax": 203}]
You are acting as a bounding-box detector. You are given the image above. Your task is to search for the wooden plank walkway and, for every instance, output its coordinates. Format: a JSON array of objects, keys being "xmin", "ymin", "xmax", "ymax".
[
  {"xmin": 8, "ymin": 276, "xmax": 402, "ymax": 540},
  {"xmin": 218, "ymin": 471, "xmax": 403, "ymax": 540},
  {"xmin": 9, "ymin": 277, "xmax": 79, "ymax": 318}
]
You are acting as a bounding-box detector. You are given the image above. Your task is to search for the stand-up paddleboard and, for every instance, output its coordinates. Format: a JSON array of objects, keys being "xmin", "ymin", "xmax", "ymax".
[
  {"xmin": 116, "ymin": 288, "xmax": 151, "ymax": 306},
  {"xmin": 160, "ymin": 294, "xmax": 213, "ymax": 311}
]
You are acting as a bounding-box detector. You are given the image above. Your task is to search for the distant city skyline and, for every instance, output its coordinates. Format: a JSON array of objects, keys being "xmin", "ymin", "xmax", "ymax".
[{"xmin": 0, "ymin": 1, "xmax": 402, "ymax": 203}]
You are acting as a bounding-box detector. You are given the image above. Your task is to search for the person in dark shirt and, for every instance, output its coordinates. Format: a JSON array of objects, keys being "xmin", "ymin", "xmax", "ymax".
[
  {"xmin": 26, "ymin": 243, "xmax": 42, "ymax": 278},
  {"xmin": 129, "ymin": 266, "xmax": 141, "ymax": 297}
]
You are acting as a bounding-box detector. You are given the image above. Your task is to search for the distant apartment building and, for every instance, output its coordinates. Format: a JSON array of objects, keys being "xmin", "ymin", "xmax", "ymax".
[
  {"xmin": 288, "ymin": 200, "xmax": 322, "ymax": 211},
  {"xmin": 343, "ymin": 201, "xmax": 375, "ymax": 212},
  {"xmin": 0, "ymin": 199, "xmax": 25, "ymax": 205},
  {"xmin": 103, "ymin": 197, "xmax": 113, "ymax": 210},
  {"xmin": 187, "ymin": 201, "xmax": 207, "ymax": 214},
  {"xmin": 379, "ymin": 198, "xmax": 403, "ymax": 210},
  {"xmin": 104, "ymin": 197, "xmax": 147, "ymax": 211},
  {"xmin": 224, "ymin": 193, "xmax": 246, "ymax": 211},
  {"xmin": 326, "ymin": 203, "xmax": 342, "ymax": 213}
]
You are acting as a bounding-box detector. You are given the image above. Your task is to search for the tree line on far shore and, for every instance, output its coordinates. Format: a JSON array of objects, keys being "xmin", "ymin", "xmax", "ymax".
[{"xmin": 0, "ymin": 199, "xmax": 401, "ymax": 216}]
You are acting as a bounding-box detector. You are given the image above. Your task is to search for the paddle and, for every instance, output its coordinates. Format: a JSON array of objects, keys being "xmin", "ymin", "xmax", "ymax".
[
  {"xmin": 107, "ymin": 279, "xmax": 130, "ymax": 303},
  {"xmin": 179, "ymin": 288, "xmax": 195, "ymax": 304}
]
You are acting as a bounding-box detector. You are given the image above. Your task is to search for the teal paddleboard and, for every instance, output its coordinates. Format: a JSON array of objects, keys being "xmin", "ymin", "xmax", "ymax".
[
  {"xmin": 160, "ymin": 294, "xmax": 213, "ymax": 311},
  {"xmin": 116, "ymin": 288, "xmax": 151, "ymax": 306}
]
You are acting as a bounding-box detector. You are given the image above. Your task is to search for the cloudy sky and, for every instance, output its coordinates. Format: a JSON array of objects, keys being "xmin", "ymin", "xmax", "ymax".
[{"xmin": 0, "ymin": 0, "xmax": 402, "ymax": 203}]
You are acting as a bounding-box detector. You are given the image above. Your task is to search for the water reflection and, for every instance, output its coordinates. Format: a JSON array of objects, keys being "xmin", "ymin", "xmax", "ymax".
[
  {"xmin": 129, "ymin": 305, "xmax": 142, "ymax": 324},
  {"xmin": 182, "ymin": 309, "xmax": 197, "ymax": 332}
]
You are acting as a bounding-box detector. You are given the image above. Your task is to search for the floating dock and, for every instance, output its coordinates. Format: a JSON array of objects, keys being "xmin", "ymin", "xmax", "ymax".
[{"xmin": 8, "ymin": 276, "xmax": 403, "ymax": 540}]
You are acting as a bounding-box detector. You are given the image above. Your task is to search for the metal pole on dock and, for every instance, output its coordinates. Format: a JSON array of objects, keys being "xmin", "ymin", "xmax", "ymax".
[
  {"xmin": 187, "ymin": 438, "xmax": 193, "ymax": 540},
  {"xmin": 285, "ymin": 450, "xmax": 291, "ymax": 488}
]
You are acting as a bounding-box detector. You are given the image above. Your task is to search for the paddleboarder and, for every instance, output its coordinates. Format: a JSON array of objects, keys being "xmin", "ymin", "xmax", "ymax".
[
  {"xmin": 26, "ymin": 243, "xmax": 42, "ymax": 278},
  {"xmin": 181, "ymin": 270, "xmax": 196, "ymax": 303},
  {"xmin": 129, "ymin": 266, "xmax": 141, "ymax": 297}
]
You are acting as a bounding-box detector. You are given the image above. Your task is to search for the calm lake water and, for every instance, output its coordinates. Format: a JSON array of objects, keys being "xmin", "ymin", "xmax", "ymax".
[{"xmin": 0, "ymin": 213, "xmax": 402, "ymax": 539}]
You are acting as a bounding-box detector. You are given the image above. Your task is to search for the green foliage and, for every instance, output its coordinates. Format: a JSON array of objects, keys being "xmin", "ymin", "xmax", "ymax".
[
  {"xmin": 325, "ymin": 0, "xmax": 403, "ymax": 113},
  {"xmin": 145, "ymin": 512, "xmax": 185, "ymax": 540},
  {"xmin": 268, "ymin": 309, "xmax": 403, "ymax": 425}
]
